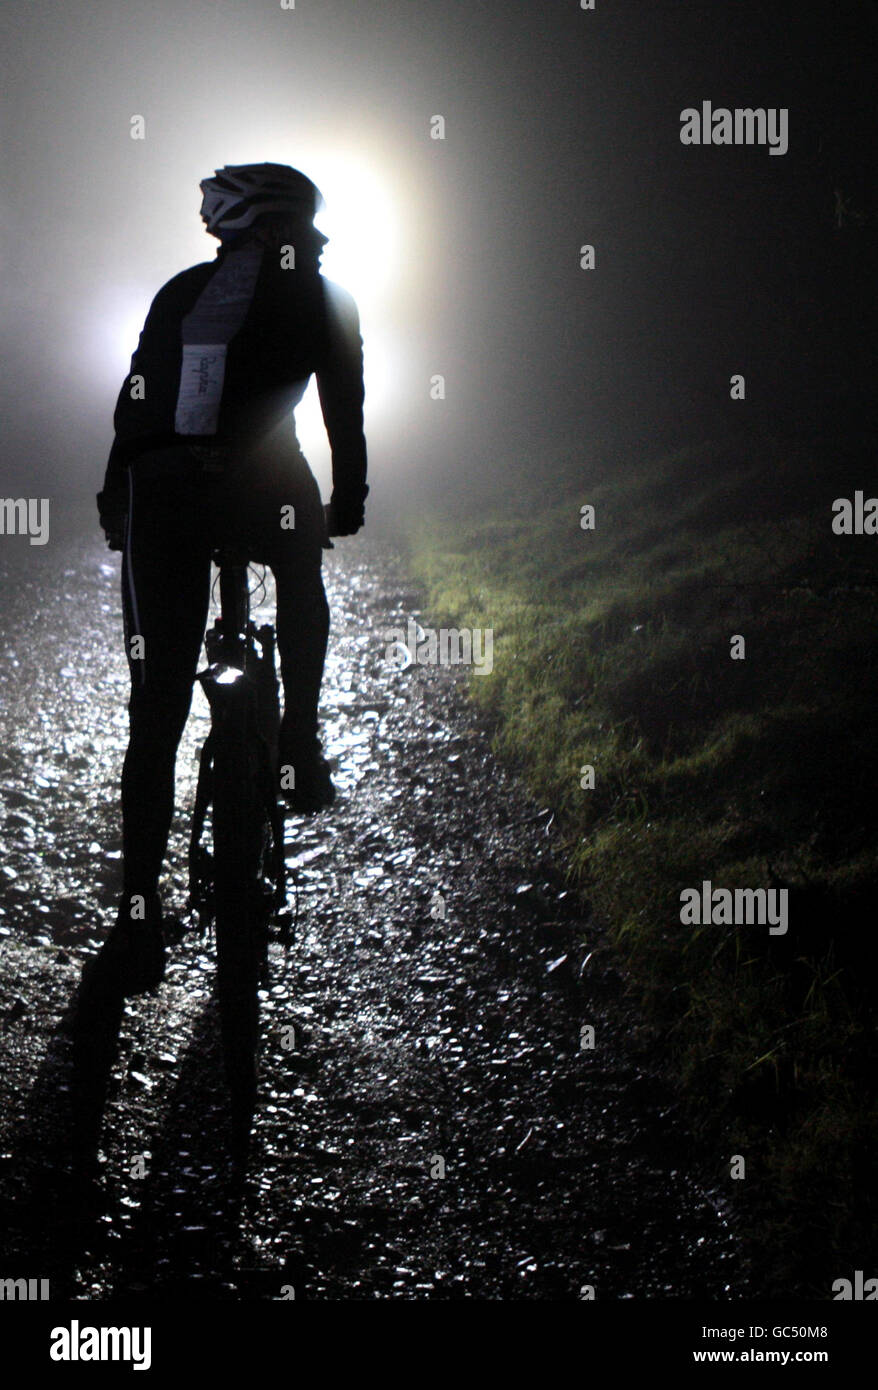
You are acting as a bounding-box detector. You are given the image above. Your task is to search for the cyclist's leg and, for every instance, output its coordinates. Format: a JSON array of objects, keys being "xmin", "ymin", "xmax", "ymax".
[
  {"xmin": 273, "ymin": 550, "xmax": 333, "ymax": 811},
  {"xmin": 273, "ymin": 548, "xmax": 329, "ymax": 749},
  {"xmin": 120, "ymin": 451, "xmax": 212, "ymax": 898},
  {"xmin": 247, "ymin": 460, "xmax": 333, "ymax": 806},
  {"xmin": 226, "ymin": 446, "xmax": 329, "ymax": 743}
]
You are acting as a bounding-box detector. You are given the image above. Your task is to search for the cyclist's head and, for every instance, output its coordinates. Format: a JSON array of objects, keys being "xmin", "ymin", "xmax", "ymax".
[
  {"xmin": 245, "ymin": 211, "xmax": 329, "ymax": 262},
  {"xmin": 199, "ymin": 163, "xmax": 324, "ymax": 242}
]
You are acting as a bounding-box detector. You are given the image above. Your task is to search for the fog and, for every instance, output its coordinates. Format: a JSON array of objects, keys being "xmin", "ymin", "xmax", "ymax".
[{"xmin": 1, "ymin": 0, "xmax": 876, "ymax": 517}]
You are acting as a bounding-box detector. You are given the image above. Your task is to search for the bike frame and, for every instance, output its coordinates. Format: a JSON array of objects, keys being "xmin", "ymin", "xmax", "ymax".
[
  {"xmin": 185, "ymin": 548, "xmax": 289, "ymax": 1155},
  {"xmin": 188, "ymin": 549, "xmax": 287, "ymax": 927}
]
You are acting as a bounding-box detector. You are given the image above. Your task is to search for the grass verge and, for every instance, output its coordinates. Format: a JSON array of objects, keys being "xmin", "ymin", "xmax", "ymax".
[{"xmin": 405, "ymin": 434, "xmax": 878, "ymax": 1296}]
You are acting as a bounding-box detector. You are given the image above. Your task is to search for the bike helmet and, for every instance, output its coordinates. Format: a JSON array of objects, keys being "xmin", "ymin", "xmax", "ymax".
[{"xmin": 198, "ymin": 163, "xmax": 324, "ymax": 239}]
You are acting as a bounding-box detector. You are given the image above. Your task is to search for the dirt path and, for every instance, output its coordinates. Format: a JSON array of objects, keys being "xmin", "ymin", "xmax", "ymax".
[{"xmin": 0, "ymin": 530, "xmax": 738, "ymax": 1299}]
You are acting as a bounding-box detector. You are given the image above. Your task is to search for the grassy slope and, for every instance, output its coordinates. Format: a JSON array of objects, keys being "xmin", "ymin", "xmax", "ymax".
[{"xmin": 406, "ymin": 435, "xmax": 878, "ymax": 1295}]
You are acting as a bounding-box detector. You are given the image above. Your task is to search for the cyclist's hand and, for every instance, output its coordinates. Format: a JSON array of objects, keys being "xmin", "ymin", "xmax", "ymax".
[
  {"xmin": 328, "ymin": 488, "xmax": 367, "ymax": 536},
  {"xmin": 97, "ymin": 489, "xmax": 127, "ymax": 552}
]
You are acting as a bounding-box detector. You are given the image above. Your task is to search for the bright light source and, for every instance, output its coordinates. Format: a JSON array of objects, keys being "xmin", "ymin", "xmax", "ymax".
[{"xmin": 311, "ymin": 158, "xmax": 398, "ymax": 315}]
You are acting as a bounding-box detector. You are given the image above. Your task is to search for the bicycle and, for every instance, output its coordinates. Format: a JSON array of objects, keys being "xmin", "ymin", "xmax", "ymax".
[{"xmin": 186, "ymin": 507, "xmax": 337, "ymax": 1157}]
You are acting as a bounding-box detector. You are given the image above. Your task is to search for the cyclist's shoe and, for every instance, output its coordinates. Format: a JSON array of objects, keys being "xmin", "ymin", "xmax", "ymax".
[
  {"xmin": 88, "ymin": 892, "xmax": 166, "ymax": 997},
  {"xmin": 278, "ymin": 735, "xmax": 336, "ymax": 814}
]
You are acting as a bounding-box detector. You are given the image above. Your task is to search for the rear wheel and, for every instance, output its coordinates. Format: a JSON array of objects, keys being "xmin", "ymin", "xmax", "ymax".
[{"xmin": 211, "ymin": 712, "xmax": 269, "ymax": 1155}]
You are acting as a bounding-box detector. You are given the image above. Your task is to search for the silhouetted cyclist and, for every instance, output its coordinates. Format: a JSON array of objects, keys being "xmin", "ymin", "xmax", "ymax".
[{"xmin": 94, "ymin": 164, "xmax": 368, "ymax": 994}]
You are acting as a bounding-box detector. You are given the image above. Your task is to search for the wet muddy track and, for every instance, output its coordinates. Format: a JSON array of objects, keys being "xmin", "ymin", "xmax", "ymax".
[{"xmin": 0, "ymin": 531, "xmax": 738, "ymax": 1299}]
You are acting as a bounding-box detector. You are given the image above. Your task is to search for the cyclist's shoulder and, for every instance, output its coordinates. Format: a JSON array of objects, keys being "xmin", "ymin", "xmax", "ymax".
[
  {"xmin": 318, "ymin": 277, "xmax": 361, "ymax": 326},
  {"xmin": 148, "ymin": 260, "xmax": 216, "ymax": 313}
]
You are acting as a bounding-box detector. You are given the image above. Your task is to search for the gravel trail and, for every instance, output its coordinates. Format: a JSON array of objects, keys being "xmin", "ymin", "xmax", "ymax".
[{"xmin": 0, "ymin": 530, "xmax": 738, "ymax": 1300}]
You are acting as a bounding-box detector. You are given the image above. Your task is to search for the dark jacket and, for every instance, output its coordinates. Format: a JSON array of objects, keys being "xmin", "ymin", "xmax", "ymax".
[{"xmin": 98, "ymin": 243, "xmax": 367, "ymax": 528}]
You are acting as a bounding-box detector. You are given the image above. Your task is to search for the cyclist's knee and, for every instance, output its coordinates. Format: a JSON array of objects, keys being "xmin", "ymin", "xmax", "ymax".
[
  {"xmin": 275, "ymin": 561, "xmax": 328, "ymax": 619},
  {"xmin": 128, "ymin": 682, "xmax": 193, "ymax": 742}
]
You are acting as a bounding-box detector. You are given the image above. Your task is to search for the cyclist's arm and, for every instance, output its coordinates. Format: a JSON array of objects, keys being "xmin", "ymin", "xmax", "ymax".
[
  {"xmin": 97, "ymin": 268, "xmax": 208, "ymax": 548},
  {"xmin": 97, "ymin": 417, "xmax": 137, "ymax": 550},
  {"xmin": 315, "ymin": 282, "xmax": 368, "ymax": 532},
  {"xmin": 97, "ymin": 315, "xmax": 152, "ymax": 546}
]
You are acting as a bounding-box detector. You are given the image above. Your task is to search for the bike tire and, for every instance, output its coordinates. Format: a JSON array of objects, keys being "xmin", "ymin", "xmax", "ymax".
[{"xmin": 211, "ymin": 710, "xmax": 269, "ymax": 1149}]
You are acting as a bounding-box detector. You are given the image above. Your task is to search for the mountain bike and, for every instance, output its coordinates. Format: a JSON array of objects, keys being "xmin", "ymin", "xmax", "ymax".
[
  {"xmin": 187, "ymin": 511, "xmax": 336, "ymax": 1156},
  {"xmin": 185, "ymin": 546, "xmax": 283, "ymax": 1152}
]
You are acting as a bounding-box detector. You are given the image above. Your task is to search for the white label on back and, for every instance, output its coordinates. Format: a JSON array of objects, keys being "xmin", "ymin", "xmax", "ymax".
[{"xmin": 174, "ymin": 343, "xmax": 228, "ymax": 435}]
